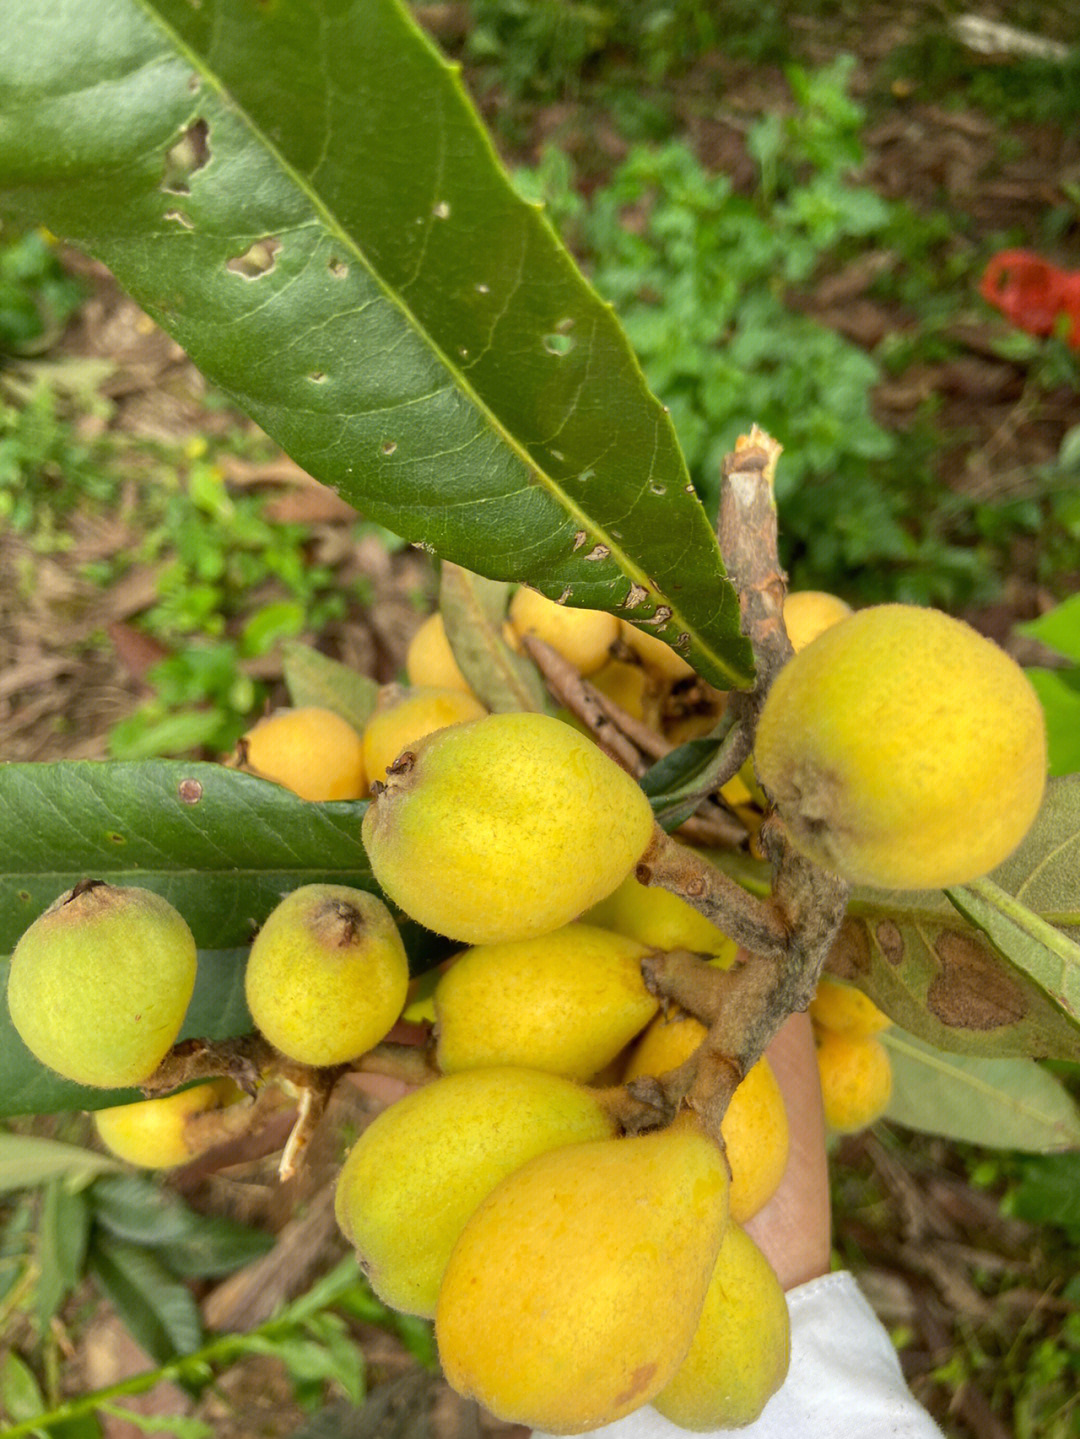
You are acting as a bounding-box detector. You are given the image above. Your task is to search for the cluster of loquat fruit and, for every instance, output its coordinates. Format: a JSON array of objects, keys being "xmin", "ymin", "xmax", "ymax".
[{"xmin": 5, "ymin": 582, "xmax": 1048, "ymax": 1434}]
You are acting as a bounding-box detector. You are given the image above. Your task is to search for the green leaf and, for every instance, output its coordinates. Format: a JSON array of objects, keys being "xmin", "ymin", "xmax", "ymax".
[
  {"xmin": 155, "ymin": 1212, "xmax": 274, "ymax": 1280},
  {"xmin": 1018, "ymin": 593, "xmax": 1080, "ymax": 665},
  {"xmin": 438, "ymin": 564, "xmax": 548, "ymax": 714},
  {"xmin": 281, "ymin": 643, "xmax": 379, "ymax": 733},
  {"xmin": 0, "ymin": 0, "xmax": 751, "ymax": 692},
  {"xmin": 882, "ymin": 1029, "xmax": 1080, "ymax": 1151},
  {"xmin": 0, "ymin": 760, "xmax": 371, "ymax": 952},
  {"xmin": 831, "ymin": 776, "xmax": 1080, "ymax": 1060},
  {"xmin": 1025, "ymin": 667, "xmax": 1080, "ymax": 776},
  {"xmin": 640, "ymin": 735, "xmax": 729, "ymax": 830},
  {"xmin": 1007, "ymin": 1152, "xmax": 1080, "ymax": 1232},
  {"xmin": 90, "ymin": 1175, "xmax": 206, "ymax": 1249},
  {"xmin": 100, "ymin": 1405, "xmax": 212, "ymax": 1439},
  {"xmin": 946, "ymin": 873, "xmax": 1080, "ymax": 1040},
  {"xmin": 87, "ymin": 1234, "xmax": 203, "ymax": 1367},
  {"xmin": 36, "ymin": 1181, "xmax": 91, "ymax": 1334},
  {"xmin": 0, "ymin": 1351, "xmax": 43, "ymax": 1425},
  {"xmin": 0, "ymin": 1136, "xmax": 122, "ymax": 1193},
  {"xmin": 90, "ymin": 1174, "xmax": 273, "ymax": 1278}
]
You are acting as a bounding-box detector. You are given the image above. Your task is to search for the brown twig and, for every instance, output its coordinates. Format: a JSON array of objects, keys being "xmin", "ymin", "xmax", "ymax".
[
  {"xmin": 521, "ymin": 633, "xmax": 644, "ymax": 774},
  {"xmin": 623, "ymin": 428, "xmax": 852, "ymax": 1145}
]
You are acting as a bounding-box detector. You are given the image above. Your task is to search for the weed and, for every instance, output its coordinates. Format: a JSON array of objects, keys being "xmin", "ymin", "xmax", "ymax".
[{"xmin": 520, "ymin": 57, "xmax": 1022, "ymax": 604}]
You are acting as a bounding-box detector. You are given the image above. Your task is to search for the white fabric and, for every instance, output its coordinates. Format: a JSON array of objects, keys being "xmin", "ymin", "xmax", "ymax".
[{"xmin": 531, "ymin": 1271, "xmax": 943, "ymax": 1438}]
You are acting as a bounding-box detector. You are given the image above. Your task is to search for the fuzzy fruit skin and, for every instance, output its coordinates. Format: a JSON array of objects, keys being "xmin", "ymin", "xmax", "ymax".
[
  {"xmin": 362, "ymin": 685, "xmax": 487, "ymax": 784},
  {"xmin": 245, "ymin": 885, "xmax": 409, "ymax": 1066},
  {"xmin": 754, "ymin": 605, "xmax": 1048, "ymax": 889},
  {"xmin": 815, "ymin": 1028, "xmax": 893, "ymax": 1134},
  {"xmin": 8, "ymin": 884, "xmax": 197, "ymax": 1089},
  {"xmin": 652, "ymin": 1223, "xmax": 791, "ymax": 1430},
  {"xmin": 624, "ymin": 1017, "xmax": 789, "ymax": 1223},
  {"xmin": 436, "ymin": 1115, "xmax": 729, "ymax": 1433},
  {"xmin": 94, "ymin": 1079, "xmax": 242, "ymax": 1169},
  {"xmin": 335, "ymin": 1067, "xmax": 616, "ymax": 1317},
  {"xmin": 243, "ymin": 707, "xmax": 366, "ymax": 801},
  {"xmin": 362, "ymin": 712, "xmax": 656, "ymax": 945},
  {"xmin": 434, "ymin": 923, "xmax": 658, "ymax": 1080},
  {"xmin": 810, "ymin": 976, "xmax": 891, "ymax": 1038},
  {"xmin": 509, "ymin": 587, "xmax": 619, "ymax": 676}
]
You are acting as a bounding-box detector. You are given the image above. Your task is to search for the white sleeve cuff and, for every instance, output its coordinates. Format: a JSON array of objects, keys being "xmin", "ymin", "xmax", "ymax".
[{"xmin": 530, "ymin": 1271, "xmax": 943, "ymax": 1438}]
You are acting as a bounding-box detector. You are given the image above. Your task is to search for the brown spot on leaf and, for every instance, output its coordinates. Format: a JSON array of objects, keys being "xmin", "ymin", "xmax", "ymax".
[
  {"xmin": 927, "ymin": 931, "xmax": 1028, "ymax": 1030},
  {"xmin": 875, "ymin": 919, "xmax": 904, "ymax": 966},
  {"xmin": 178, "ymin": 778, "xmax": 203, "ymax": 805},
  {"xmin": 826, "ymin": 917, "xmax": 871, "ymax": 979}
]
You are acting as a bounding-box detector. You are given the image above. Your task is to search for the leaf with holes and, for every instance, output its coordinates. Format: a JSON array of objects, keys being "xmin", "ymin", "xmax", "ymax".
[{"xmin": 0, "ymin": 0, "xmax": 751, "ymax": 691}]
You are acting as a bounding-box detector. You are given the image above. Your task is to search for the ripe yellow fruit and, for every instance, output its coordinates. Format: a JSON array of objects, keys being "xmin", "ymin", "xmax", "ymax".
[
  {"xmin": 434, "ymin": 923, "xmax": 658, "ymax": 1080},
  {"xmin": 94, "ymin": 1079, "xmax": 244, "ymax": 1169},
  {"xmin": 243, "ymin": 707, "xmax": 367, "ymax": 801},
  {"xmin": 652, "ymin": 1222, "xmax": 790, "ymax": 1430},
  {"xmin": 362, "ymin": 712, "xmax": 656, "ymax": 944},
  {"xmin": 509, "ymin": 587, "xmax": 619, "ymax": 675},
  {"xmin": 624, "ymin": 1016, "xmax": 789, "ymax": 1223},
  {"xmin": 436, "ymin": 1115, "xmax": 729, "ymax": 1432},
  {"xmin": 7, "ymin": 883, "xmax": 197, "ymax": 1089},
  {"xmin": 620, "ymin": 620, "xmax": 696, "ymax": 681},
  {"xmin": 362, "ymin": 685, "xmax": 487, "ymax": 784},
  {"xmin": 404, "ymin": 613, "xmax": 476, "ymax": 696},
  {"xmin": 815, "ymin": 1028, "xmax": 893, "ymax": 1133},
  {"xmin": 585, "ymin": 867, "xmax": 737, "ymax": 965},
  {"xmin": 245, "ymin": 885, "xmax": 409, "ymax": 1066},
  {"xmin": 810, "ymin": 976, "xmax": 891, "ymax": 1038},
  {"xmin": 782, "ymin": 590, "xmax": 852, "ymax": 653},
  {"xmin": 754, "ymin": 605, "xmax": 1048, "ymax": 888},
  {"xmin": 335, "ymin": 1067, "xmax": 616, "ymax": 1316}
]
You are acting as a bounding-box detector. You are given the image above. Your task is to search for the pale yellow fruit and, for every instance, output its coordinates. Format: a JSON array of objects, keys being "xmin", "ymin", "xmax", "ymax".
[
  {"xmin": 620, "ymin": 620, "xmax": 696, "ymax": 681},
  {"xmin": 7, "ymin": 883, "xmax": 197, "ymax": 1089},
  {"xmin": 782, "ymin": 590, "xmax": 852, "ymax": 653},
  {"xmin": 243, "ymin": 706, "xmax": 366, "ymax": 801},
  {"xmin": 362, "ymin": 712, "xmax": 656, "ymax": 944},
  {"xmin": 815, "ymin": 1028, "xmax": 893, "ymax": 1133},
  {"xmin": 362, "ymin": 685, "xmax": 487, "ymax": 784},
  {"xmin": 335, "ymin": 1067, "xmax": 616, "ymax": 1316},
  {"xmin": 509, "ymin": 587, "xmax": 619, "ymax": 676},
  {"xmin": 436, "ymin": 1114, "xmax": 729, "ymax": 1432},
  {"xmin": 585, "ymin": 867, "xmax": 736, "ymax": 965},
  {"xmin": 624, "ymin": 1016, "xmax": 789, "ymax": 1223},
  {"xmin": 245, "ymin": 885, "xmax": 409, "ymax": 1066},
  {"xmin": 754, "ymin": 605, "xmax": 1048, "ymax": 888},
  {"xmin": 653, "ymin": 1223, "xmax": 790, "ymax": 1430},
  {"xmin": 94, "ymin": 1079, "xmax": 244, "ymax": 1169},
  {"xmin": 810, "ymin": 976, "xmax": 891, "ymax": 1038},
  {"xmin": 405, "ymin": 613, "xmax": 476, "ymax": 696},
  {"xmin": 435, "ymin": 923, "xmax": 658, "ymax": 1080}
]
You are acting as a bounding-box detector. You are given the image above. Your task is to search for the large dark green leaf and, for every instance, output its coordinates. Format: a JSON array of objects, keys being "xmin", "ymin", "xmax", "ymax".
[
  {"xmin": 0, "ymin": 0, "xmax": 751, "ymax": 691},
  {"xmin": 0, "ymin": 760, "xmax": 452, "ymax": 1115},
  {"xmin": 87, "ymin": 1234, "xmax": 204, "ymax": 1366}
]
